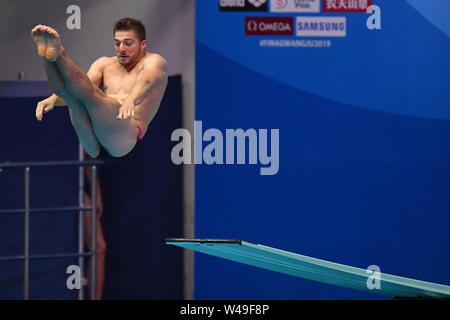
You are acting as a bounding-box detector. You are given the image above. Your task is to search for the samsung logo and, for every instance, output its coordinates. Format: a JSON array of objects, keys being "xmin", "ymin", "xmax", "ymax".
[
  {"xmin": 296, "ymin": 17, "xmax": 346, "ymax": 37},
  {"xmin": 298, "ymin": 21, "xmax": 345, "ymax": 31}
]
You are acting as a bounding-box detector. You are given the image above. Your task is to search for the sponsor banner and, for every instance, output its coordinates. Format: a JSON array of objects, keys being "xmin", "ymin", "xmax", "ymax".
[
  {"xmin": 296, "ymin": 16, "xmax": 346, "ymax": 37},
  {"xmin": 323, "ymin": 0, "xmax": 372, "ymax": 12},
  {"xmin": 245, "ymin": 17, "xmax": 294, "ymax": 36},
  {"xmin": 220, "ymin": 0, "xmax": 268, "ymax": 11},
  {"xmin": 270, "ymin": 0, "xmax": 320, "ymax": 13}
]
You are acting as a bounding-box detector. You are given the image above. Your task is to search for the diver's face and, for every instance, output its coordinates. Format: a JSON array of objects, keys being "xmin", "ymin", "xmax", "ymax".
[{"xmin": 114, "ymin": 30, "xmax": 145, "ymax": 67}]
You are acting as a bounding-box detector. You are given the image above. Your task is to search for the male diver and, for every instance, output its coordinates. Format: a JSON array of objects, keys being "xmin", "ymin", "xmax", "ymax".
[{"xmin": 32, "ymin": 17, "xmax": 167, "ymax": 161}]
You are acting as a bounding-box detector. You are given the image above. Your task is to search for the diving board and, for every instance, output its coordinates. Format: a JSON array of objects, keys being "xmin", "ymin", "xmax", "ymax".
[{"xmin": 165, "ymin": 238, "xmax": 450, "ymax": 299}]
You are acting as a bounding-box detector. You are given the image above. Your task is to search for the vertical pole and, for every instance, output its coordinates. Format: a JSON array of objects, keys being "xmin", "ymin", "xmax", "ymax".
[
  {"xmin": 78, "ymin": 144, "xmax": 85, "ymax": 300},
  {"xmin": 23, "ymin": 167, "xmax": 30, "ymax": 300},
  {"xmin": 90, "ymin": 166, "xmax": 97, "ymax": 300}
]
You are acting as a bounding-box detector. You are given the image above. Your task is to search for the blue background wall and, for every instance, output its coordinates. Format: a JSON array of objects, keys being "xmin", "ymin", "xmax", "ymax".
[
  {"xmin": 0, "ymin": 90, "xmax": 80, "ymax": 299},
  {"xmin": 0, "ymin": 78, "xmax": 183, "ymax": 299},
  {"xmin": 194, "ymin": 0, "xmax": 450, "ymax": 299}
]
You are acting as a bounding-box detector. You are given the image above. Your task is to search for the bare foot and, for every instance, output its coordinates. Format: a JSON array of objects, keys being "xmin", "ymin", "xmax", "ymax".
[
  {"xmin": 31, "ymin": 25, "xmax": 47, "ymax": 58},
  {"xmin": 31, "ymin": 25, "xmax": 62, "ymax": 61}
]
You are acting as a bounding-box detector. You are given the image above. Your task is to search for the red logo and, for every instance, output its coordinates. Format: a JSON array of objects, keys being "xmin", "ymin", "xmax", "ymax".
[
  {"xmin": 323, "ymin": 0, "xmax": 372, "ymax": 12},
  {"xmin": 245, "ymin": 17, "xmax": 294, "ymax": 36}
]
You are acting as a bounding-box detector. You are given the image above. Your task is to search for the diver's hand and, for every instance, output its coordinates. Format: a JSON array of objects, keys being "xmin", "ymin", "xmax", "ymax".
[
  {"xmin": 36, "ymin": 96, "xmax": 56, "ymax": 121},
  {"xmin": 117, "ymin": 101, "xmax": 135, "ymax": 120}
]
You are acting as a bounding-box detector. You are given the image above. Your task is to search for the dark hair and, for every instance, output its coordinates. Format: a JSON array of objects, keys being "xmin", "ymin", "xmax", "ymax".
[{"xmin": 113, "ymin": 17, "xmax": 146, "ymax": 41}]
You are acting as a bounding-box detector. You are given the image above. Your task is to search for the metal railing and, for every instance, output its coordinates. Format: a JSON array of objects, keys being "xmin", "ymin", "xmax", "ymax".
[{"xmin": 0, "ymin": 160, "xmax": 103, "ymax": 300}]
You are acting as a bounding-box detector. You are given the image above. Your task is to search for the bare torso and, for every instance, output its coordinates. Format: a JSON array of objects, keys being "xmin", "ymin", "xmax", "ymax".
[{"xmin": 100, "ymin": 52, "xmax": 167, "ymax": 137}]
